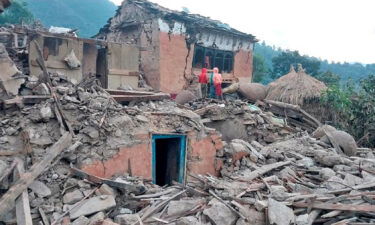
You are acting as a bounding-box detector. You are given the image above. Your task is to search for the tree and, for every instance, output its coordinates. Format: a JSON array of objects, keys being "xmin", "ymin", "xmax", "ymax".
[
  {"xmin": 252, "ymin": 54, "xmax": 270, "ymax": 83},
  {"xmin": 320, "ymin": 75, "xmax": 375, "ymax": 147},
  {"xmin": 271, "ymin": 50, "xmax": 321, "ymax": 79},
  {"xmin": 316, "ymin": 70, "xmax": 341, "ymax": 87},
  {"xmin": 0, "ymin": 0, "xmax": 34, "ymax": 25}
]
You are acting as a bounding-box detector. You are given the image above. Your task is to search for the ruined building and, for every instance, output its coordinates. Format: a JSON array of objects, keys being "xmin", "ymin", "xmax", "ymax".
[{"xmin": 96, "ymin": 0, "xmax": 257, "ymax": 94}]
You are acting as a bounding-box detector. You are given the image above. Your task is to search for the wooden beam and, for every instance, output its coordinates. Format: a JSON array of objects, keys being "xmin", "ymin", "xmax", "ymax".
[
  {"xmin": 293, "ymin": 201, "xmax": 375, "ymax": 213},
  {"xmin": 106, "ymin": 89, "xmax": 157, "ymax": 96},
  {"xmin": 236, "ymin": 161, "xmax": 291, "ymax": 182},
  {"xmin": 39, "ymin": 208, "xmax": 50, "ymax": 225},
  {"xmin": 264, "ymin": 99, "xmax": 321, "ymax": 128},
  {"xmin": 0, "ymin": 133, "xmax": 72, "ymax": 215},
  {"xmin": 0, "ymin": 160, "xmax": 17, "ymax": 183},
  {"xmin": 70, "ymin": 167, "xmax": 146, "ymax": 195},
  {"xmin": 14, "ymin": 158, "xmax": 33, "ymax": 225},
  {"xmin": 112, "ymin": 93, "xmax": 170, "ymax": 103}
]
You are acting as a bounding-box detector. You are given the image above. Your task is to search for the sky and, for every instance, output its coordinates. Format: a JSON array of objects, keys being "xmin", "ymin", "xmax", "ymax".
[{"xmin": 110, "ymin": 0, "xmax": 375, "ymax": 64}]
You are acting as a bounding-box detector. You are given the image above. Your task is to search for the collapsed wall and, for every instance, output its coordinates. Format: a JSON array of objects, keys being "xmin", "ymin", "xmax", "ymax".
[
  {"xmin": 0, "ymin": 25, "xmax": 374, "ymax": 225},
  {"xmin": 187, "ymin": 99, "xmax": 293, "ymax": 144}
]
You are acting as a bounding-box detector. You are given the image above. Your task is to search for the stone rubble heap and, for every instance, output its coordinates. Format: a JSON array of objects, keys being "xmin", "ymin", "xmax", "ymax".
[
  {"xmin": 0, "ymin": 43, "xmax": 374, "ymax": 225},
  {"xmin": 187, "ymin": 99, "xmax": 294, "ymax": 145}
]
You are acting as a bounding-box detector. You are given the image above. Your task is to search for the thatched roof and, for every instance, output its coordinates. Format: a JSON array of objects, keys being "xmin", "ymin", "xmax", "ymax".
[{"xmin": 266, "ymin": 64, "xmax": 327, "ymax": 106}]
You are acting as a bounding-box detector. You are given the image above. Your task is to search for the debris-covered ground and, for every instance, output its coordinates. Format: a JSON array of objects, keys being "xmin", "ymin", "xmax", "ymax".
[
  {"xmin": 1, "ymin": 75, "xmax": 375, "ymax": 224},
  {"xmin": 0, "ymin": 28, "xmax": 375, "ymax": 225}
]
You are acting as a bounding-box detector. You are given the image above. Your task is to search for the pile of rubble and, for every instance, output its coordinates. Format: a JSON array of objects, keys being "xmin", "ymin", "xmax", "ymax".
[
  {"xmin": 0, "ymin": 40, "xmax": 374, "ymax": 225},
  {"xmin": 1, "ymin": 73, "xmax": 374, "ymax": 225},
  {"xmin": 2, "ymin": 126, "xmax": 375, "ymax": 225},
  {"xmin": 186, "ymin": 99, "xmax": 294, "ymax": 145}
]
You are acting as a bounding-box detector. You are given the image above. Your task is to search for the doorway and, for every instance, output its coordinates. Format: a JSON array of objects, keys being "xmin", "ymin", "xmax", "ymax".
[{"xmin": 152, "ymin": 135, "xmax": 186, "ymax": 186}]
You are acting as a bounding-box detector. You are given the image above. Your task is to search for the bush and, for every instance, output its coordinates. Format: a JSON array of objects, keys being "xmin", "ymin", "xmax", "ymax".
[{"xmin": 320, "ymin": 75, "xmax": 375, "ymax": 147}]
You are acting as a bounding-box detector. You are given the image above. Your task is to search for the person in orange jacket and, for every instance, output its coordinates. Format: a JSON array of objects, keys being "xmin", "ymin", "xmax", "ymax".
[{"xmin": 213, "ymin": 67, "xmax": 223, "ymax": 100}]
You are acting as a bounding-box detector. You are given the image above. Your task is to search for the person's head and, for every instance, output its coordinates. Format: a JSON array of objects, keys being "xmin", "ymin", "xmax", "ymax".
[{"xmin": 213, "ymin": 67, "xmax": 219, "ymax": 73}]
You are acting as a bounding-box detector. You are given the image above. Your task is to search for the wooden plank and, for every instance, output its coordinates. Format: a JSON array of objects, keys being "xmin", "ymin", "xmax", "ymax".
[
  {"xmin": 327, "ymin": 181, "xmax": 375, "ymax": 194},
  {"xmin": 39, "ymin": 207, "xmax": 50, "ymax": 225},
  {"xmin": 106, "ymin": 89, "xmax": 156, "ymax": 96},
  {"xmin": 0, "ymin": 133, "xmax": 72, "ymax": 215},
  {"xmin": 140, "ymin": 190, "xmax": 187, "ymax": 222},
  {"xmin": 264, "ymin": 99, "xmax": 321, "ymax": 128},
  {"xmin": 70, "ymin": 167, "xmax": 146, "ymax": 195},
  {"xmin": 14, "ymin": 158, "xmax": 33, "ymax": 225},
  {"xmin": 0, "ymin": 160, "xmax": 17, "ymax": 183},
  {"xmin": 293, "ymin": 201, "xmax": 375, "ymax": 213},
  {"xmin": 236, "ymin": 161, "xmax": 291, "ymax": 182},
  {"xmin": 112, "ymin": 93, "xmax": 170, "ymax": 103},
  {"xmin": 108, "ymin": 69, "xmax": 139, "ymax": 76}
]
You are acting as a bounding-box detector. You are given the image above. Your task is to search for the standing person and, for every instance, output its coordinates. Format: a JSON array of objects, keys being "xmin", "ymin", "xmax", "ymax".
[
  {"xmin": 198, "ymin": 68, "xmax": 208, "ymax": 98},
  {"xmin": 213, "ymin": 67, "xmax": 223, "ymax": 100},
  {"xmin": 209, "ymin": 70, "xmax": 216, "ymax": 98}
]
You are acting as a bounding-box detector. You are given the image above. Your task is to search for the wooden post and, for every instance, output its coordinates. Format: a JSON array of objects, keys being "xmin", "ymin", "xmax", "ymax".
[
  {"xmin": 14, "ymin": 158, "xmax": 33, "ymax": 225},
  {"xmin": 0, "ymin": 133, "xmax": 72, "ymax": 215}
]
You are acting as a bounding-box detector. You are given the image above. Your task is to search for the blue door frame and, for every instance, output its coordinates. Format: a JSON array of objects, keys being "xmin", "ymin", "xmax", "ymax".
[{"xmin": 152, "ymin": 134, "xmax": 187, "ymax": 184}]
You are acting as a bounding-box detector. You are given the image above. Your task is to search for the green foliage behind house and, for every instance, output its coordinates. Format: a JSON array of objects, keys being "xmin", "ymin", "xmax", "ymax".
[
  {"xmin": 0, "ymin": 0, "xmax": 34, "ymax": 25},
  {"xmin": 24, "ymin": 0, "xmax": 117, "ymax": 37}
]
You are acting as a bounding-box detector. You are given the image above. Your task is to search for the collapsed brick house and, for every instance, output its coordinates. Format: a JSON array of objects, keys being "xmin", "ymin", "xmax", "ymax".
[
  {"xmin": 0, "ymin": 26, "xmax": 225, "ymax": 187},
  {"xmin": 96, "ymin": 0, "xmax": 257, "ymax": 94}
]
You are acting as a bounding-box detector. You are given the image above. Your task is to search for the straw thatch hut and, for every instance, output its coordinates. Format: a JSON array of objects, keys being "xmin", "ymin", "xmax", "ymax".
[{"xmin": 266, "ymin": 64, "xmax": 327, "ymax": 106}]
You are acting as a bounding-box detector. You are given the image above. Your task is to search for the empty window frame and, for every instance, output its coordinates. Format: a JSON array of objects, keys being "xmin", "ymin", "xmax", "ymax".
[{"xmin": 192, "ymin": 45, "xmax": 234, "ymax": 72}]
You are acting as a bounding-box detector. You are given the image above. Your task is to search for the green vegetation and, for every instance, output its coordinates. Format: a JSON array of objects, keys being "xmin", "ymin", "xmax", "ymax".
[
  {"xmin": 272, "ymin": 50, "xmax": 321, "ymax": 78},
  {"xmin": 0, "ymin": 0, "xmax": 34, "ymax": 25},
  {"xmin": 252, "ymin": 54, "xmax": 270, "ymax": 83},
  {"xmin": 253, "ymin": 42, "xmax": 375, "ymax": 147},
  {"xmin": 253, "ymin": 41, "xmax": 375, "ymax": 84},
  {"xmin": 24, "ymin": 0, "xmax": 117, "ymax": 37},
  {"xmin": 316, "ymin": 71, "xmax": 341, "ymax": 87},
  {"xmin": 320, "ymin": 75, "xmax": 375, "ymax": 147}
]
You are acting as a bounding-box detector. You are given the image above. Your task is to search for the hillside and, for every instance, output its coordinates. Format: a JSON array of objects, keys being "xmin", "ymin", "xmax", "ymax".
[
  {"xmin": 254, "ymin": 42, "xmax": 375, "ymax": 83},
  {"xmin": 25, "ymin": 0, "xmax": 117, "ymax": 37}
]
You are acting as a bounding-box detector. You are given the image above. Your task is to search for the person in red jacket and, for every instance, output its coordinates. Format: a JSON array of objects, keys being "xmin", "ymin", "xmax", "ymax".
[{"xmin": 198, "ymin": 68, "xmax": 208, "ymax": 98}]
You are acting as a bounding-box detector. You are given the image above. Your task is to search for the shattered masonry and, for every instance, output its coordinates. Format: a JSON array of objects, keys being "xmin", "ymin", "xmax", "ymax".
[{"xmin": 0, "ymin": 1, "xmax": 374, "ymax": 225}]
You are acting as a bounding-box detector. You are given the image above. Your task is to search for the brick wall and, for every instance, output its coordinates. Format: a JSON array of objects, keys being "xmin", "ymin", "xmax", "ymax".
[
  {"xmin": 159, "ymin": 32, "xmax": 194, "ymax": 94},
  {"xmin": 234, "ymin": 49, "xmax": 253, "ymax": 82},
  {"xmin": 81, "ymin": 131, "xmax": 224, "ymax": 181}
]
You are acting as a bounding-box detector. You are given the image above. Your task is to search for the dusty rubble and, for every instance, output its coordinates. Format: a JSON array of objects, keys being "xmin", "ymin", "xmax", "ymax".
[
  {"xmin": 1, "ymin": 75, "xmax": 375, "ymax": 225},
  {"xmin": 186, "ymin": 98, "xmax": 293, "ymax": 144},
  {"xmin": 0, "ymin": 30, "xmax": 374, "ymax": 225}
]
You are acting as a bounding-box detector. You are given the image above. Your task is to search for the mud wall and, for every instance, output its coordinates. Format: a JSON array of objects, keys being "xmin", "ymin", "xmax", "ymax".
[
  {"xmin": 158, "ymin": 19, "xmax": 194, "ymax": 93},
  {"xmin": 234, "ymin": 49, "xmax": 253, "ymax": 83},
  {"xmin": 97, "ymin": 0, "xmax": 255, "ymax": 93},
  {"xmin": 81, "ymin": 130, "xmax": 224, "ymax": 180}
]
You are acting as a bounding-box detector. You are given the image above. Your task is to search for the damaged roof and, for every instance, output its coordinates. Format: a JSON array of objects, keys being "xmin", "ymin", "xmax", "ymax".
[{"xmin": 105, "ymin": 0, "xmax": 257, "ymax": 42}]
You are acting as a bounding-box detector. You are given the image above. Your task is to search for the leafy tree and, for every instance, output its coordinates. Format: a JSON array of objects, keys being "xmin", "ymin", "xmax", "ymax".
[
  {"xmin": 316, "ymin": 70, "xmax": 341, "ymax": 87},
  {"xmin": 320, "ymin": 75, "xmax": 375, "ymax": 147},
  {"xmin": 252, "ymin": 53, "xmax": 270, "ymax": 83},
  {"xmin": 0, "ymin": 0, "xmax": 34, "ymax": 25},
  {"xmin": 271, "ymin": 50, "xmax": 321, "ymax": 79},
  {"xmin": 255, "ymin": 42, "xmax": 375, "ymax": 84}
]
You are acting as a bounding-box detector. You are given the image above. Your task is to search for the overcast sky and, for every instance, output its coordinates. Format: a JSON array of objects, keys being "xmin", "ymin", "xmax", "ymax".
[{"xmin": 110, "ymin": 0, "xmax": 375, "ymax": 64}]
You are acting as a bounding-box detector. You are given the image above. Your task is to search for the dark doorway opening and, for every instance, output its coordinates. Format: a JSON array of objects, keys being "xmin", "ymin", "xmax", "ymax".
[{"xmin": 152, "ymin": 135, "xmax": 186, "ymax": 186}]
